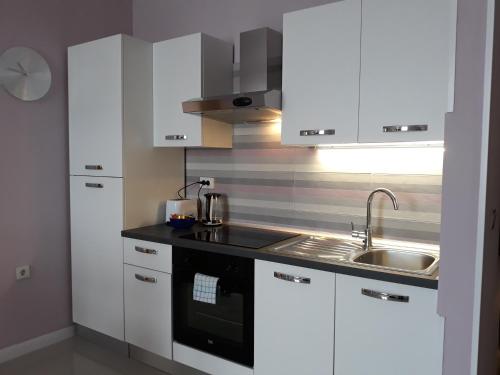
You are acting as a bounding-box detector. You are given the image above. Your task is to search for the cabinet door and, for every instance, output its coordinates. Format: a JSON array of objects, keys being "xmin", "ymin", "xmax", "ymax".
[
  {"xmin": 124, "ymin": 265, "xmax": 172, "ymax": 359},
  {"xmin": 281, "ymin": 0, "xmax": 361, "ymax": 145},
  {"xmin": 359, "ymin": 0, "xmax": 457, "ymax": 143},
  {"xmin": 254, "ymin": 260, "xmax": 335, "ymax": 375},
  {"xmin": 154, "ymin": 34, "xmax": 203, "ymax": 147},
  {"xmin": 70, "ymin": 176, "xmax": 124, "ymax": 340},
  {"xmin": 68, "ymin": 35, "xmax": 123, "ymax": 177},
  {"xmin": 335, "ymin": 274, "xmax": 444, "ymax": 375}
]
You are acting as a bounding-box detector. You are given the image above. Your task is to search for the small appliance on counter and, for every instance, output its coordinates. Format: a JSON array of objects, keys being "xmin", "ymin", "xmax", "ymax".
[
  {"xmin": 166, "ymin": 199, "xmax": 198, "ymax": 223},
  {"xmin": 203, "ymin": 193, "xmax": 223, "ymax": 226}
]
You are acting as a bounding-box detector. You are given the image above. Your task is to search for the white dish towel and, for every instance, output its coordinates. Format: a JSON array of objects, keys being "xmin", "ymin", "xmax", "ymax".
[{"xmin": 193, "ymin": 273, "xmax": 219, "ymax": 304}]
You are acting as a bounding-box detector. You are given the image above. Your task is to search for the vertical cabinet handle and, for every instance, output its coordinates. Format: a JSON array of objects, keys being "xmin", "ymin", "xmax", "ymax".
[
  {"xmin": 85, "ymin": 165, "xmax": 103, "ymax": 170},
  {"xmin": 85, "ymin": 183, "xmax": 103, "ymax": 188},
  {"xmin": 274, "ymin": 271, "xmax": 311, "ymax": 284},
  {"xmin": 135, "ymin": 274, "xmax": 157, "ymax": 284},
  {"xmin": 361, "ymin": 288, "xmax": 409, "ymax": 303},
  {"xmin": 165, "ymin": 135, "xmax": 187, "ymax": 140},
  {"xmin": 134, "ymin": 246, "xmax": 158, "ymax": 255}
]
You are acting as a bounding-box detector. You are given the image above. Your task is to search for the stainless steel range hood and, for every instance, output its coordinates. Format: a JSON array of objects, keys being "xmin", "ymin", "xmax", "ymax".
[{"xmin": 182, "ymin": 28, "xmax": 282, "ymax": 124}]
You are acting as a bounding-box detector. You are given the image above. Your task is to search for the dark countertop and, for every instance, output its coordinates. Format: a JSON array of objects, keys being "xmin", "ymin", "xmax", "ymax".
[{"xmin": 122, "ymin": 223, "xmax": 439, "ymax": 289}]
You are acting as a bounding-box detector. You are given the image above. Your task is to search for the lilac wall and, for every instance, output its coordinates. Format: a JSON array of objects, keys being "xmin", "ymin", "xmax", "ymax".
[
  {"xmin": 0, "ymin": 0, "xmax": 132, "ymax": 349},
  {"xmin": 133, "ymin": 0, "xmax": 336, "ymax": 57}
]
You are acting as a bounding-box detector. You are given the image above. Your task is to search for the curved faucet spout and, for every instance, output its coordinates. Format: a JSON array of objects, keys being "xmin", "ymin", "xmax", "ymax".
[
  {"xmin": 368, "ymin": 188, "xmax": 399, "ymax": 211},
  {"xmin": 363, "ymin": 188, "xmax": 399, "ymax": 250}
]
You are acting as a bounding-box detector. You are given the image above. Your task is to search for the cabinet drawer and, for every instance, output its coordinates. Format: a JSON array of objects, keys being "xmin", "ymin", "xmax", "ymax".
[
  {"xmin": 124, "ymin": 264, "xmax": 172, "ymax": 359},
  {"xmin": 124, "ymin": 238, "xmax": 172, "ymax": 273}
]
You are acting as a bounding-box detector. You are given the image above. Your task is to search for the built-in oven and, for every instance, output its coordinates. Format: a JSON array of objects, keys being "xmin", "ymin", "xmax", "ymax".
[{"xmin": 172, "ymin": 246, "xmax": 254, "ymax": 367}]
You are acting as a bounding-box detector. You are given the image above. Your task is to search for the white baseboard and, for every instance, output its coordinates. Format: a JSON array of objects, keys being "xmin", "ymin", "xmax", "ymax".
[
  {"xmin": 173, "ymin": 342, "xmax": 253, "ymax": 375},
  {"xmin": 0, "ymin": 325, "xmax": 75, "ymax": 364}
]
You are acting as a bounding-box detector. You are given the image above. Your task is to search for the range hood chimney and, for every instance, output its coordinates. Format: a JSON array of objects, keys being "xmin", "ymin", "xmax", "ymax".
[{"xmin": 182, "ymin": 28, "xmax": 282, "ymax": 124}]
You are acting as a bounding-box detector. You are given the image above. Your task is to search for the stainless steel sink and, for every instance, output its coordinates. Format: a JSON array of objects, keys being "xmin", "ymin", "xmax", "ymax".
[
  {"xmin": 270, "ymin": 236, "xmax": 439, "ymax": 276},
  {"xmin": 352, "ymin": 248, "xmax": 438, "ymax": 275}
]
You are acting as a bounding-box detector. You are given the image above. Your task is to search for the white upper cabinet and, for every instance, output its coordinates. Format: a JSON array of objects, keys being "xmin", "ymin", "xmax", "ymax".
[
  {"xmin": 281, "ymin": 0, "xmax": 362, "ymax": 145},
  {"xmin": 358, "ymin": 0, "xmax": 457, "ymax": 143},
  {"xmin": 154, "ymin": 33, "xmax": 233, "ymax": 148},
  {"xmin": 281, "ymin": 0, "xmax": 456, "ymax": 145},
  {"xmin": 254, "ymin": 260, "xmax": 335, "ymax": 375},
  {"xmin": 68, "ymin": 35, "xmax": 123, "ymax": 177},
  {"xmin": 334, "ymin": 274, "xmax": 444, "ymax": 375}
]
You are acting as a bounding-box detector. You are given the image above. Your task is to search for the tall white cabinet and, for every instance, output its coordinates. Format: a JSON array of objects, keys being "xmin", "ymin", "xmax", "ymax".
[
  {"xmin": 281, "ymin": 0, "xmax": 457, "ymax": 145},
  {"xmin": 153, "ymin": 33, "xmax": 233, "ymax": 148},
  {"xmin": 68, "ymin": 34, "xmax": 184, "ymax": 341},
  {"xmin": 254, "ymin": 260, "xmax": 335, "ymax": 375}
]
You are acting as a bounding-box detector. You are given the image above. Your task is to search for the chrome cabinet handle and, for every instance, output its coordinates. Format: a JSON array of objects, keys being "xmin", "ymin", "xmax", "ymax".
[
  {"xmin": 85, "ymin": 165, "xmax": 103, "ymax": 170},
  {"xmin": 135, "ymin": 274, "xmax": 157, "ymax": 284},
  {"xmin": 134, "ymin": 246, "xmax": 158, "ymax": 255},
  {"xmin": 300, "ymin": 129, "xmax": 335, "ymax": 136},
  {"xmin": 274, "ymin": 271, "xmax": 311, "ymax": 284},
  {"xmin": 361, "ymin": 288, "xmax": 409, "ymax": 303},
  {"xmin": 383, "ymin": 125, "xmax": 428, "ymax": 133},
  {"xmin": 165, "ymin": 135, "xmax": 187, "ymax": 140},
  {"xmin": 85, "ymin": 183, "xmax": 103, "ymax": 188}
]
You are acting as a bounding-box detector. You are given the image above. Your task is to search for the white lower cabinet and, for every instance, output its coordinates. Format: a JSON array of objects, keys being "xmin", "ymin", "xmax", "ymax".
[
  {"xmin": 334, "ymin": 274, "xmax": 444, "ymax": 375},
  {"xmin": 70, "ymin": 176, "xmax": 124, "ymax": 340},
  {"xmin": 124, "ymin": 264, "xmax": 172, "ymax": 359},
  {"xmin": 254, "ymin": 260, "xmax": 335, "ymax": 375}
]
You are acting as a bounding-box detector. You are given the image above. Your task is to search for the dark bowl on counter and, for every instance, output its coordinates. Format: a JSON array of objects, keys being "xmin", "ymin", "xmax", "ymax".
[{"xmin": 168, "ymin": 217, "xmax": 197, "ymax": 229}]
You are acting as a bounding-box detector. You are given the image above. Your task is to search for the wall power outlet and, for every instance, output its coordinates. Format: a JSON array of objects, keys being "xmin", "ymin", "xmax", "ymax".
[
  {"xmin": 199, "ymin": 177, "xmax": 215, "ymax": 190},
  {"xmin": 16, "ymin": 265, "xmax": 31, "ymax": 280}
]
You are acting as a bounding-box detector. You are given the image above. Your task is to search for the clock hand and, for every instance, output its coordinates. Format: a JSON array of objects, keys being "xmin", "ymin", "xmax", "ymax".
[
  {"xmin": 6, "ymin": 67, "xmax": 23, "ymax": 74},
  {"xmin": 16, "ymin": 62, "xmax": 28, "ymax": 76}
]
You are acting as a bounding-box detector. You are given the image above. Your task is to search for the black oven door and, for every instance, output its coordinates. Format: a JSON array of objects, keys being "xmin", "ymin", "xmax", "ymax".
[{"xmin": 173, "ymin": 247, "xmax": 254, "ymax": 367}]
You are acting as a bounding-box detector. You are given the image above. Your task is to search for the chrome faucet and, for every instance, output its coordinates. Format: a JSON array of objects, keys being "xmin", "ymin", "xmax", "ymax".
[{"xmin": 351, "ymin": 188, "xmax": 399, "ymax": 251}]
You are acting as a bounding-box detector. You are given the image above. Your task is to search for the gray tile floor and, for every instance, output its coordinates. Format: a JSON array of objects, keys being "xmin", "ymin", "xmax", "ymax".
[{"xmin": 0, "ymin": 337, "xmax": 169, "ymax": 375}]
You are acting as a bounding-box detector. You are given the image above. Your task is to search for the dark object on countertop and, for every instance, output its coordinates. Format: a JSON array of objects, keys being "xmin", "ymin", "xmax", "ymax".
[{"xmin": 168, "ymin": 217, "xmax": 196, "ymax": 229}]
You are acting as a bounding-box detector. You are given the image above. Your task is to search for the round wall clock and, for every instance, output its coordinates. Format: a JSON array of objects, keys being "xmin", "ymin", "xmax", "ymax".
[{"xmin": 0, "ymin": 47, "xmax": 52, "ymax": 101}]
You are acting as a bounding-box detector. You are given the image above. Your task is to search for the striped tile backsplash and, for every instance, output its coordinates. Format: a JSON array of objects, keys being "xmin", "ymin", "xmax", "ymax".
[{"xmin": 187, "ymin": 122, "xmax": 443, "ymax": 244}]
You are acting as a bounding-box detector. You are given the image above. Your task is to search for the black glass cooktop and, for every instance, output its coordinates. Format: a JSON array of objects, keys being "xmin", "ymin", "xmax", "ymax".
[{"xmin": 180, "ymin": 226, "xmax": 300, "ymax": 249}]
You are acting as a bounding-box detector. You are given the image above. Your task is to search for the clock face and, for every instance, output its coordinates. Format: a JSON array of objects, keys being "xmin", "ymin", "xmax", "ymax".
[{"xmin": 0, "ymin": 47, "xmax": 52, "ymax": 101}]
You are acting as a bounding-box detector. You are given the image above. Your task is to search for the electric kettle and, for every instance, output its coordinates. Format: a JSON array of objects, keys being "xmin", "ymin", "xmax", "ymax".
[{"xmin": 203, "ymin": 193, "xmax": 223, "ymax": 226}]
